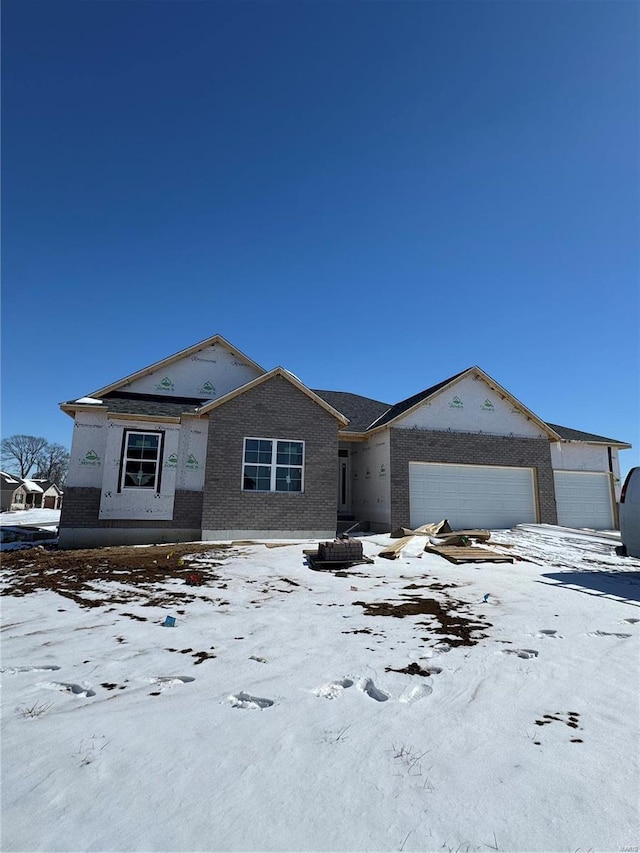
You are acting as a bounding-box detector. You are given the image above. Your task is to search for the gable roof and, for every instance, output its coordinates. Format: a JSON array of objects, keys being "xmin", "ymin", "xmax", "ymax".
[
  {"xmin": 546, "ymin": 423, "xmax": 632, "ymax": 448},
  {"xmin": 366, "ymin": 369, "xmax": 469, "ymax": 430},
  {"xmin": 198, "ymin": 368, "xmax": 350, "ymax": 426},
  {"xmin": 31, "ymin": 480, "xmax": 63, "ymax": 493},
  {"xmin": 20, "ymin": 479, "xmax": 44, "ymax": 493},
  {"xmin": 1, "ymin": 471, "xmax": 22, "ymax": 491},
  {"xmin": 364, "ymin": 366, "xmax": 561, "ymax": 439},
  {"xmin": 312, "ymin": 390, "xmax": 391, "ymax": 433},
  {"xmin": 89, "ymin": 334, "xmax": 266, "ymax": 399}
]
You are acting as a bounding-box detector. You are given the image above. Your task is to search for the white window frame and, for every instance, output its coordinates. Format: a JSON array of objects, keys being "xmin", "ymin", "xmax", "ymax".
[
  {"xmin": 119, "ymin": 429, "xmax": 163, "ymax": 492},
  {"xmin": 242, "ymin": 437, "xmax": 305, "ymax": 493}
]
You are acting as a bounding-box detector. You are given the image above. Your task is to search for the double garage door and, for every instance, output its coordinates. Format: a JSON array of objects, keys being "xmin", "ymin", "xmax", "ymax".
[
  {"xmin": 409, "ymin": 462, "xmax": 537, "ymax": 530},
  {"xmin": 553, "ymin": 471, "xmax": 614, "ymax": 530}
]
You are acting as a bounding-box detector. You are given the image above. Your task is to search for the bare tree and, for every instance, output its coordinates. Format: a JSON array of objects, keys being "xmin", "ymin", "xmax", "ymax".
[
  {"xmin": 1, "ymin": 435, "xmax": 49, "ymax": 478},
  {"xmin": 34, "ymin": 443, "xmax": 70, "ymax": 486}
]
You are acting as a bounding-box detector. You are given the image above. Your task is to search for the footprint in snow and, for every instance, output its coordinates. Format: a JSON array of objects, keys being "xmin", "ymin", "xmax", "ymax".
[
  {"xmin": 38, "ymin": 681, "xmax": 95, "ymax": 697},
  {"xmin": 588, "ymin": 630, "xmax": 632, "ymax": 639},
  {"xmin": 356, "ymin": 677, "xmax": 389, "ymax": 702},
  {"xmin": 501, "ymin": 648, "xmax": 539, "ymax": 660},
  {"xmin": 312, "ymin": 679, "xmax": 354, "ymax": 699},
  {"xmin": 147, "ymin": 676, "xmax": 195, "ymax": 692},
  {"xmin": 398, "ymin": 683, "xmax": 433, "ymax": 704},
  {"xmin": 622, "ymin": 618, "xmax": 639, "ymax": 625},
  {"xmin": 536, "ymin": 629, "xmax": 564, "ymax": 639},
  {"xmin": 1, "ymin": 665, "xmax": 61, "ymax": 674},
  {"xmin": 228, "ymin": 692, "xmax": 274, "ymax": 709}
]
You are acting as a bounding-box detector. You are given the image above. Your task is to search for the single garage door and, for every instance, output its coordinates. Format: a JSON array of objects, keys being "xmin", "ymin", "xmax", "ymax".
[
  {"xmin": 553, "ymin": 471, "xmax": 614, "ymax": 530},
  {"xmin": 409, "ymin": 462, "xmax": 537, "ymax": 530}
]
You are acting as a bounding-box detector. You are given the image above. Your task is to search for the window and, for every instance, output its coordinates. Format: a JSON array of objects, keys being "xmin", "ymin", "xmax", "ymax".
[
  {"xmin": 120, "ymin": 430, "xmax": 163, "ymax": 491},
  {"xmin": 243, "ymin": 438, "xmax": 304, "ymax": 492}
]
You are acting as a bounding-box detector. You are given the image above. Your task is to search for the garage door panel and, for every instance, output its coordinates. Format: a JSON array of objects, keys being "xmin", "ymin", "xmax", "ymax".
[
  {"xmin": 553, "ymin": 471, "xmax": 613, "ymax": 530},
  {"xmin": 409, "ymin": 462, "xmax": 537, "ymax": 530}
]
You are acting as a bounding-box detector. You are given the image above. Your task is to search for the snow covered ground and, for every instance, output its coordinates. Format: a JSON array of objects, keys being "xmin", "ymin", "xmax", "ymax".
[
  {"xmin": 2, "ymin": 526, "xmax": 639, "ymax": 852},
  {"xmin": 0, "ymin": 508, "xmax": 61, "ymax": 528}
]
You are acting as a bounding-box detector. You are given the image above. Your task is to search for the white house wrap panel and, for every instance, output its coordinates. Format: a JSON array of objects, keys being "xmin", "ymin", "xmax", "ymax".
[
  {"xmin": 350, "ymin": 434, "xmax": 391, "ymax": 527},
  {"xmin": 99, "ymin": 420, "xmax": 180, "ymax": 520},
  {"xmin": 396, "ymin": 375, "xmax": 545, "ymax": 438},
  {"xmin": 553, "ymin": 471, "xmax": 614, "ymax": 530},
  {"xmin": 175, "ymin": 419, "xmax": 209, "ymax": 491},
  {"xmin": 409, "ymin": 462, "xmax": 537, "ymax": 530},
  {"xmin": 67, "ymin": 410, "xmax": 109, "ymax": 488},
  {"xmin": 550, "ymin": 443, "xmax": 610, "ymax": 472},
  {"xmin": 123, "ymin": 343, "xmax": 261, "ymax": 400}
]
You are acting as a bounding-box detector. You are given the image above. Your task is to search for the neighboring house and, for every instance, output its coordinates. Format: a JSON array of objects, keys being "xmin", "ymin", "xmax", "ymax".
[
  {"xmin": 0, "ymin": 473, "xmax": 64, "ymax": 512},
  {"xmin": 1, "ymin": 472, "xmax": 22, "ymax": 512},
  {"xmin": 30, "ymin": 480, "xmax": 64, "ymax": 510},
  {"xmin": 57, "ymin": 334, "xmax": 631, "ymax": 549},
  {"xmin": 10, "ymin": 479, "xmax": 43, "ymax": 509}
]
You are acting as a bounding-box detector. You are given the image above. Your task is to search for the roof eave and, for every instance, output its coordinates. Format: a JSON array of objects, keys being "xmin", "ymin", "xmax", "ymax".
[{"xmin": 87, "ymin": 334, "xmax": 267, "ymax": 399}]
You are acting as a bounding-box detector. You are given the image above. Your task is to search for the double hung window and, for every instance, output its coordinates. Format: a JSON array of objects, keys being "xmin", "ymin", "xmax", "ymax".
[
  {"xmin": 243, "ymin": 438, "xmax": 304, "ymax": 492},
  {"xmin": 120, "ymin": 430, "xmax": 163, "ymax": 491}
]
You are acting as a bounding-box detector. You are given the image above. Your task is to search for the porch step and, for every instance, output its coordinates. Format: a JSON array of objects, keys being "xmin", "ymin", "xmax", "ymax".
[{"xmin": 337, "ymin": 517, "xmax": 358, "ymax": 535}]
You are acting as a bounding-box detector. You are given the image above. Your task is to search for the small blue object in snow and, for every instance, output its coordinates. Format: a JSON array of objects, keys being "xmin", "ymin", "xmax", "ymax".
[
  {"xmin": 163, "ymin": 616, "xmax": 176, "ymax": 627},
  {"xmin": 482, "ymin": 593, "xmax": 490, "ymax": 602}
]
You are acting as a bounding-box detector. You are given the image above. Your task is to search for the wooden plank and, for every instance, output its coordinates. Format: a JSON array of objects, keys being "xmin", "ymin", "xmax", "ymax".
[
  {"xmin": 389, "ymin": 520, "xmax": 452, "ymax": 538},
  {"xmin": 382, "ymin": 520, "xmax": 454, "ymax": 559},
  {"xmin": 423, "ymin": 545, "xmax": 514, "ymax": 564}
]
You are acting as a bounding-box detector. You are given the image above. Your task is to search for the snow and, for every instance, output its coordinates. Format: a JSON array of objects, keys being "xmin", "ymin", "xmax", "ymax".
[
  {"xmin": 0, "ymin": 508, "xmax": 61, "ymax": 528},
  {"xmin": 75, "ymin": 396, "xmax": 103, "ymax": 404},
  {"xmin": 2, "ymin": 526, "xmax": 639, "ymax": 852},
  {"xmin": 19, "ymin": 479, "xmax": 44, "ymax": 493}
]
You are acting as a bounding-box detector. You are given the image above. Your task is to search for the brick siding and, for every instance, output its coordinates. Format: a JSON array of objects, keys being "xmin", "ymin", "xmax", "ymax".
[
  {"xmin": 59, "ymin": 487, "xmax": 203, "ymax": 529},
  {"xmin": 389, "ymin": 429, "xmax": 558, "ymax": 529},
  {"xmin": 202, "ymin": 375, "xmax": 338, "ymax": 534}
]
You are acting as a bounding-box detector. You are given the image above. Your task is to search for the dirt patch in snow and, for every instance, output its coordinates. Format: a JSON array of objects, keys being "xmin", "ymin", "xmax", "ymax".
[
  {"xmin": 0, "ymin": 543, "xmax": 234, "ymax": 609},
  {"xmin": 353, "ymin": 594, "xmax": 491, "ymax": 647}
]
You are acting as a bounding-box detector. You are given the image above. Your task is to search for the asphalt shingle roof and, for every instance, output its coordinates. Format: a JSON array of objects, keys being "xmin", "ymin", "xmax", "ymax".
[
  {"xmin": 364, "ymin": 369, "xmax": 470, "ymax": 429},
  {"xmin": 66, "ymin": 387, "xmax": 629, "ymax": 447},
  {"xmin": 545, "ymin": 423, "xmax": 630, "ymax": 446},
  {"xmin": 68, "ymin": 392, "xmax": 205, "ymax": 419},
  {"xmin": 312, "ymin": 391, "xmax": 391, "ymax": 432}
]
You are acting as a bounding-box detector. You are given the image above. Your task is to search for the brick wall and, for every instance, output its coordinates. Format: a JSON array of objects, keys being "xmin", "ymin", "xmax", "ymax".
[
  {"xmin": 202, "ymin": 375, "xmax": 339, "ymax": 535},
  {"xmin": 389, "ymin": 429, "xmax": 558, "ymax": 529},
  {"xmin": 60, "ymin": 488, "xmax": 203, "ymax": 529}
]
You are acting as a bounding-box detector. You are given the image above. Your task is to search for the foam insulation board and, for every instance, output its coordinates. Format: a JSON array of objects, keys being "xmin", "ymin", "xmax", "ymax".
[
  {"xmin": 98, "ymin": 420, "xmax": 180, "ymax": 520},
  {"xmin": 67, "ymin": 410, "xmax": 109, "ymax": 488},
  {"xmin": 121, "ymin": 342, "xmax": 261, "ymax": 400},
  {"xmin": 394, "ymin": 374, "xmax": 545, "ymax": 438}
]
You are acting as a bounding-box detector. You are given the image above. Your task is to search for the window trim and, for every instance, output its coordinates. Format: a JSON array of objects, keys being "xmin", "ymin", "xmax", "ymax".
[
  {"xmin": 242, "ymin": 437, "xmax": 305, "ymax": 493},
  {"xmin": 119, "ymin": 429, "xmax": 164, "ymax": 493}
]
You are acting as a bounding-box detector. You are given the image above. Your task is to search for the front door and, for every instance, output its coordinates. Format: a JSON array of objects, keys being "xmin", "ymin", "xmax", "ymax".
[{"xmin": 338, "ymin": 449, "xmax": 350, "ymax": 513}]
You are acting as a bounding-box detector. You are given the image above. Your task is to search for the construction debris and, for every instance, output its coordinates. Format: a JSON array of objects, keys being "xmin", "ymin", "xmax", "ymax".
[
  {"xmin": 429, "ymin": 530, "xmax": 491, "ymax": 547},
  {"xmin": 304, "ymin": 538, "xmax": 374, "ymax": 572},
  {"xmin": 389, "ymin": 520, "xmax": 453, "ymax": 538},
  {"xmin": 423, "ymin": 544, "xmax": 514, "ymax": 564},
  {"xmin": 379, "ymin": 521, "xmax": 451, "ymax": 560},
  {"xmin": 380, "ymin": 521, "xmax": 511, "ymax": 563}
]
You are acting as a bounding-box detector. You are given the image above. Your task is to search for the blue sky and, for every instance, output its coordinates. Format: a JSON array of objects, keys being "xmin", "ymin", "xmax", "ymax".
[{"xmin": 2, "ymin": 0, "xmax": 639, "ymax": 477}]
